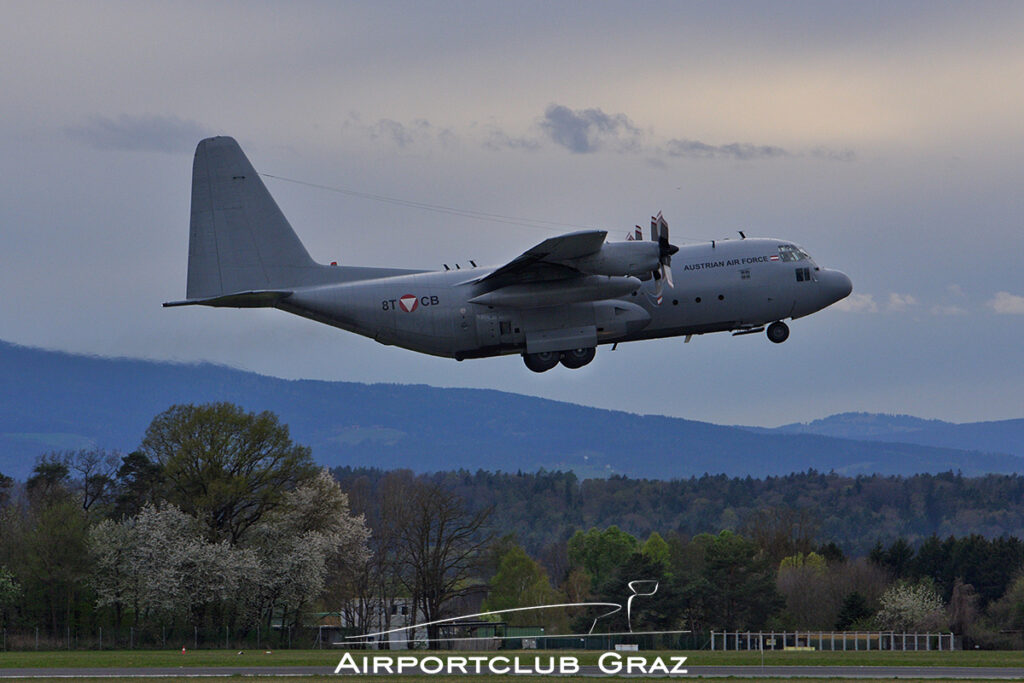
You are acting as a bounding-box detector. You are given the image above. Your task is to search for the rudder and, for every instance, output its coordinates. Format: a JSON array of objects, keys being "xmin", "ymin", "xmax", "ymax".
[{"xmin": 187, "ymin": 137, "xmax": 317, "ymax": 299}]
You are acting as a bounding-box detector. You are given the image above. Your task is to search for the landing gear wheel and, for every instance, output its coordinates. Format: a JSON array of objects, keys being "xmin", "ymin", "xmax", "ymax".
[
  {"xmin": 767, "ymin": 321, "xmax": 790, "ymax": 344},
  {"xmin": 560, "ymin": 347, "xmax": 596, "ymax": 369},
  {"xmin": 523, "ymin": 351, "xmax": 560, "ymax": 373}
]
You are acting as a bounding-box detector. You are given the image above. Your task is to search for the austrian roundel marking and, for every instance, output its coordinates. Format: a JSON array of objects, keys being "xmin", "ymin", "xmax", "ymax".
[{"xmin": 398, "ymin": 294, "xmax": 419, "ymax": 313}]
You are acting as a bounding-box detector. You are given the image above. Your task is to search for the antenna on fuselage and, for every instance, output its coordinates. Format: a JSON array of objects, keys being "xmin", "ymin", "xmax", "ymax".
[{"xmin": 738, "ymin": 230, "xmax": 746, "ymax": 239}]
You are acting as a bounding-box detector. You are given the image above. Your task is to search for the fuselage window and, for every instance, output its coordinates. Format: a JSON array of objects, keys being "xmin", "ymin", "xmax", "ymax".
[{"xmin": 795, "ymin": 267, "xmax": 812, "ymax": 282}]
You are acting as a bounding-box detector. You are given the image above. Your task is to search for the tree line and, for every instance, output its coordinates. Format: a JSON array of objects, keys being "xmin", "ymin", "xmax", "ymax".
[
  {"xmin": 332, "ymin": 467, "xmax": 1024, "ymax": 557},
  {"xmin": 335, "ymin": 468, "xmax": 1024, "ymax": 647},
  {"xmin": 4, "ymin": 405, "xmax": 1024, "ymax": 650}
]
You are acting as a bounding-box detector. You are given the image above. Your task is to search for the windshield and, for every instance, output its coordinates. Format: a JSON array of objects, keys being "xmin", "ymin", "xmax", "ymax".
[{"xmin": 778, "ymin": 244, "xmax": 811, "ymax": 262}]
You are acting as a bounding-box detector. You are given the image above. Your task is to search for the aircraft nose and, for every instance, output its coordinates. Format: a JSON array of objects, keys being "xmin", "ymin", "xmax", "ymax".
[{"xmin": 819, "ymin": 269, "xmax": 853, "ymax": 304}]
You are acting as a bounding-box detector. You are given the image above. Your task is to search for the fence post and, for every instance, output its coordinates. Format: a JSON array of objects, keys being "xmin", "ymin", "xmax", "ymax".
[{"xmin": 194, "ymin": 626, "xmax": 198, "ymax": 650}]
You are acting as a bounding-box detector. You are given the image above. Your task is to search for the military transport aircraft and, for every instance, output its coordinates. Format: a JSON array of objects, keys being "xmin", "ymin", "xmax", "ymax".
[{"xmin": 165, "ymin": 137, "xmax": 852, "ymax": 372}]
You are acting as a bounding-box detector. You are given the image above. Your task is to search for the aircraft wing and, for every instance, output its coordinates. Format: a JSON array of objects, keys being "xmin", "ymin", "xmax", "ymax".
[{"xmin": 474, "ymin": 230, "xmax": 607, "ymax": 285}]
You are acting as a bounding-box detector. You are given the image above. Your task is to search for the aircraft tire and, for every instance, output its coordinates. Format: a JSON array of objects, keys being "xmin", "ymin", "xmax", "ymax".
[
  {"xmin": 767, "ymin": 321, "xmax": 790, "ymax": 344},
  {"xmin": 523, "ymin": 351, "xmax": 560, "ymax": 373},
  {"xmin": 560, "ymin": 347, "xmax": 596, "ymax": 369}
]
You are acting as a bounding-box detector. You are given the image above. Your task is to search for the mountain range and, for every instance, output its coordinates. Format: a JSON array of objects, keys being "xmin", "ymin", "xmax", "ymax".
[{"xmin": 1, "ymin": 339, "xmax": 1020, "ymax": 481}]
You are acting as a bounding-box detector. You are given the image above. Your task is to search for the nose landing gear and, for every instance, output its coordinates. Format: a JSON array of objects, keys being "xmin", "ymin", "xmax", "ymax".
[
  {"xmin": 523, "ymin": 347, "xmax": 596, "ymax": 372},
  {"xmin": 766, "ymin": 321, "xmax": 790, "ymax": 344}
]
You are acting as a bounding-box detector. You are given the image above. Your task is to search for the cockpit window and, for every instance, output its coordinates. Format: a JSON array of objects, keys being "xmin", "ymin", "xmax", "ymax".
[{"xmin": 778, "ymin": 244, "xmax": 811, "ymax": 262}]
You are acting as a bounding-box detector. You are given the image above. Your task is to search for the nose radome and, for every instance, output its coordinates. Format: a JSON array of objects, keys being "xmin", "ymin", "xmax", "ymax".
[{"xmin": 821, "ymin": 269, "xmax": 853, "ymax": 303}]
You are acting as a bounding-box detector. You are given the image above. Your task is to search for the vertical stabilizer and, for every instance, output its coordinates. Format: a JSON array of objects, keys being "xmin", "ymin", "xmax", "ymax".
[{"xmin": 187, "ymin": 137, "xmax": 317, "ymax": 299}]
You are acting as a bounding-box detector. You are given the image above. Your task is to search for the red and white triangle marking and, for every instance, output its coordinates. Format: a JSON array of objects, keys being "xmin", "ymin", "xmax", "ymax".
[{"xmin": 399, "ymin": 294, "xmax": 419, "ymax": 312}]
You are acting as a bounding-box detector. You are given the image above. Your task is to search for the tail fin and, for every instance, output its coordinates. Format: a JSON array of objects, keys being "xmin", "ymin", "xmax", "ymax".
[{"xmin": 186, "ymin": 137, "xmax": 317, "ymax": 299}]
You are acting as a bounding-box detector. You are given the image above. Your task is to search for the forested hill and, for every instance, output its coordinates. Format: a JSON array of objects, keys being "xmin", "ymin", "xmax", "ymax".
[
  {"xmin": 335, "ymin": 467, "xmax": 1024, "ymax": 557},
  {"xmin": 2, "ymin": 339, "xmax": 1022, "ymax": 480}
]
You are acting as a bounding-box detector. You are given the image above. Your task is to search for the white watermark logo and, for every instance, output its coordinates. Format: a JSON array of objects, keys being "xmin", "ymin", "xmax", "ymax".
[
  {"xmin": 333, "ymin": 651, "xmax": 687, "ymax": 676},
  {"xmin": 336, "ymin": 580, "xmax": 689, "ymax": 676}
]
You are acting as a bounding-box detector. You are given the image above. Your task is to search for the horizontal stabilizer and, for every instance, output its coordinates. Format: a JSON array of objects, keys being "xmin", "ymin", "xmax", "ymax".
[{"xmin": 163, "ymin": 290, "xmax": 292, "ymax": 308}]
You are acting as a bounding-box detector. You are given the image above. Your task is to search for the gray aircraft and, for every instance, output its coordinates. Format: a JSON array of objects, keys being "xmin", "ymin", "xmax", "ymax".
[{"xmin": 166, "ymin": 137, "xmax": 852, "ymax": 372}]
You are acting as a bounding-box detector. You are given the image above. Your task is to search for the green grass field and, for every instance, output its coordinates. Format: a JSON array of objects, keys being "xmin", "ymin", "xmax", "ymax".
[
  {"xmin": 0, "ymin": 648, "xmax": 1022, "ymax": 669},
  {"xmin": 0, "ymin": 679, "xmax": 993, "ymax": 683}
]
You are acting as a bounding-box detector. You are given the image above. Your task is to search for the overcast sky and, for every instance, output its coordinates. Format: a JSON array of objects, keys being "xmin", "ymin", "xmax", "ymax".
[{"xmin": 1, "ymin": 1, "xmax": 1021, "ymax": 427}]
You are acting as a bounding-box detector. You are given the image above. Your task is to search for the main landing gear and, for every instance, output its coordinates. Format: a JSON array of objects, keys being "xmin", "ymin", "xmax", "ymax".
[
  {"xmin": 523, "ymin": 347, "xmax": 596, "ymax": 372},
  {"xmin": 766, "ymin": 321, "xmax": 790, "ymax": 344}
]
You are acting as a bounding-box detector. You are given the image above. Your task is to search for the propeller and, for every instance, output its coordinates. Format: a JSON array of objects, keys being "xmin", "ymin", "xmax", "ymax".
[{"xmin": 649, "ymin": 212, "xmax": 679, "ymax": 303}]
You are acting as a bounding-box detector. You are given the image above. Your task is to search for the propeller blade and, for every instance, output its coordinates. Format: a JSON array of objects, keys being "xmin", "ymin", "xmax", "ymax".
[{"xmin": 662, "ymin": 263, "xmax": 674, "ymax": 289}]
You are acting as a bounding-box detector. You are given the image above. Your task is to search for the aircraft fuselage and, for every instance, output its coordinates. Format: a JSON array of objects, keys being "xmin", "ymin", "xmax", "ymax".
[{"xmin": 279, "ymin": 237, "xmax": 850, "ymax": 360}]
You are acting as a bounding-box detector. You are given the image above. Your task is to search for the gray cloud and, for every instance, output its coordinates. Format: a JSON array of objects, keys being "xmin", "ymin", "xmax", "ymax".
[
  {"xmin": 810, "ymin": 146, "xmax": 857, "ymax": 162},
  {"xmin": 66, "ymin": 114, "xmax": 210, "ymax": 154},
  {"xmin": 355, "ymin": 117, "xmax": 457, "ymax": 149},
  {"xmin": 371, "ymin": 119, "xmax": 416, "ymax": 148},
  {"xmin": 540, "ymin": 104, "xmax": 642, "ymax": 153},
  {"xmin": 536, "ymin": 104, "xmax": 851, "ymax": 162},
  {"xmin": 662, "ymin": 137, "xmax": 790, "ymax": 161},
  {"xmin": 483, "ymin": 129, "xmax": 541, "ymax": 152}
]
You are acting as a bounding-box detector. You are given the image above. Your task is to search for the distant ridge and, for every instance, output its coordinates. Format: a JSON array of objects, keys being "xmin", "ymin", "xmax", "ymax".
[
  {"xmin": 1, "ymin": 339, "xmax": 1021, "ymax": 480},
  {"xmin": 745, "ymin": 412, "xmax": 1024, "ymax": 458}
]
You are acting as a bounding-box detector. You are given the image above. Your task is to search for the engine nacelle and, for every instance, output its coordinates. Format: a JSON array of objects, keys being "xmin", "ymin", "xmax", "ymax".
[{"xmin": 567, "ymin": 241, "xmax": 660, "ymax": 278}]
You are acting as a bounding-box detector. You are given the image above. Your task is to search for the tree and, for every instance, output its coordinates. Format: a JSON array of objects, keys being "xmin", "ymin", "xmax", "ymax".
[
  {"xmin": 484, "ymin": 544, "xmax": 561, "ymax": 627},
  {"xmin": 246, "ymin": 469, "xmax": 370, "ymax": 630},
  {"xmin": 948, "ymin": 578, "xmax": 979, "ymax": 635},
  {"xmin": 69, "ymin": 449, "xmax": 121, "ymax": 511},
  {"xmin": 0, "ymin": 565, "xmax": 20, "ymax": 627},
  {"xmin": 113, "ymin": 451, "xmax": 164, "ymax": 518},
  {"xmin": 641, "ymin": 532, "xmax": 671, "ymax": 569},
  {"xmin": 22, "ymin": 496, "xmax": 92, "ymax": 634},
  {"xmin": 777, "ymin": 552, "xmax": 833, "ymax": 629},
  {"xmin": 90, "ymin": 503, "xmax": 256, "ymax": 624},
  {"xmin": 875, "ymin": 580, "xmax": 946, "ymax": 631},
  {"xmin": 835, "ymin": 592, "xmax": 872, "ymax": 630},
  {"xmin": 26, "ymin": 454, "xmax": 71, "ymax": 504},
  {"xmin": 396, "ymin": 481, "xmax": 492, "ymax": 649},
  {"xmin": 690, "ymin": 531, "xmax": 784, "ymax": 630},
  {"xmin": 567, "ymin": 526, "xmax": 638, "ymax": 589},
  {"xmin": 0, "ymin": 472, "xmax": 12, "ymax": 507},
  {"xmin": 589, "ymin": 551, "xmax": 679, "ymax": 633},
  {"xmin": 140, "ymin": 403, "xmax": 317, "ymax": 543},
  {"xmin": 91, "ymin": 469, "xmax": 369, "ymax": 632}
]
